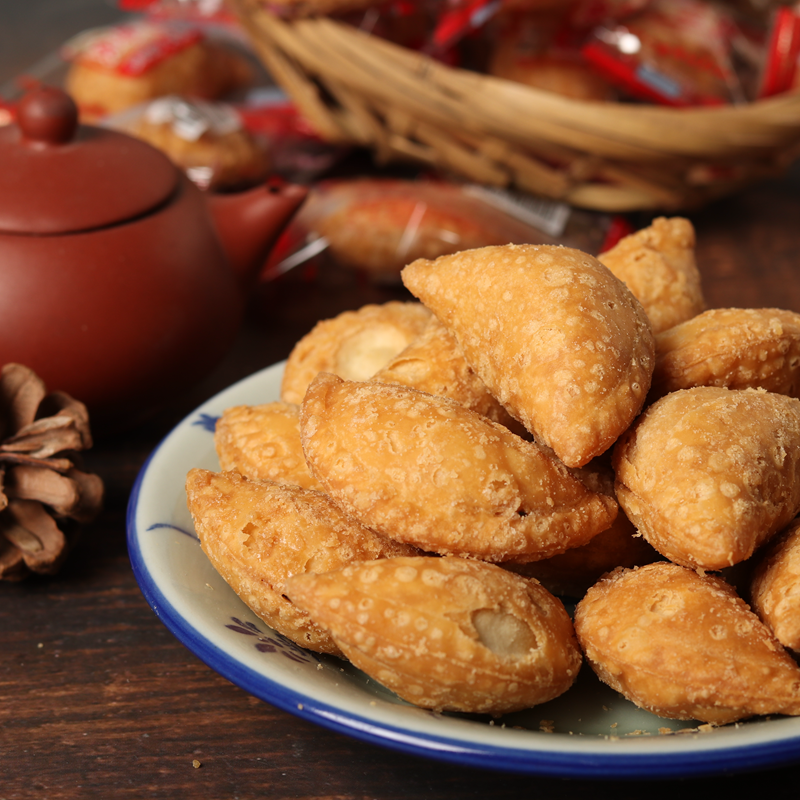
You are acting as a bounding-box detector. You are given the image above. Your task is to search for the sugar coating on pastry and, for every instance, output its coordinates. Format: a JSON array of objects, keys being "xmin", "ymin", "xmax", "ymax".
[
  {"xmin": 185, "ymin": 469, "xmax": 417, "ymax": 655},
  {"xmin": 214, "ymin": 401, "xmax": 320, "ymax": 490},
  {"xmin": 598, "ymin": 216, "xmax": 705, "ymax": 335},
  {"xmin": 371, "ymin": 316, "xmax": 519, "ymax": 430},
  {"xmin": 613, "ymin": 387, "xmax": 800, "ymax": 570},
  {"xmin": 285, "ymin": 555, "xmax": 582, "ymax": 715},
  {"xmin": 750, "ymin": 517, "xmax": 800, "ymax": 652},
  {"xmin": 574, "ymin": 562, "xmax": 800, "ymax": 724},
  {"xmin": 281, "ymin": 301, "xmax": 432, "ymax": 404},
  {"xmin": 651, "ymin": 307, "xmax": 800, "ymax": 400},
  {"xmin": 300, "ymin": 373, "xmax": 617, "ymax": 562},
  {"xmin": 401, "ymin": 243, "xmax": 654, "ymax": 467}
]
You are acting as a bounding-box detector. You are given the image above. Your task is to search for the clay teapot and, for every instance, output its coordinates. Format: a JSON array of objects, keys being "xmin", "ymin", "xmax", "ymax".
[{"xmin": 0, "ymin": 86, "xmax": 308, "ymax": 432}]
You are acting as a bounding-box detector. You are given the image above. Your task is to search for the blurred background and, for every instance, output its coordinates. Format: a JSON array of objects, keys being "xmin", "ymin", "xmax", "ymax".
[{"xmin": 0, "ymin": 0, "xmax": 127, "ymax": 88}]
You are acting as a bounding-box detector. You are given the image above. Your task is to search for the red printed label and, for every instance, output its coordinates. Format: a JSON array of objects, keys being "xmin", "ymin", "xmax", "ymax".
[{"xmin": 69, "ymin": 21, "xmax": 202, "ymax": 76}]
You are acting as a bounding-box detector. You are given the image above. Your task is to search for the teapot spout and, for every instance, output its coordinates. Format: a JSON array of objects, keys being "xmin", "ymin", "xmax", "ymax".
[{"xmin": 208, "ymin": 181, "xmax": 309, "ymax": 287}]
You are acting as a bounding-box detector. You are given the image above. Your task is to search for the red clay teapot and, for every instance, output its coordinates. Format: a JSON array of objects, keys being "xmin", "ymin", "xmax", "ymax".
[{"xmin": 0, "ymin": 86, "xmax": 308, "ymax": 431}]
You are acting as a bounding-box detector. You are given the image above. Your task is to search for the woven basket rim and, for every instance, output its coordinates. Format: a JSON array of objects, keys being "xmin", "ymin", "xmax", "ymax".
[{"xmin": 232, "ymin": 0, "xmax": 800, "ymax": 210}]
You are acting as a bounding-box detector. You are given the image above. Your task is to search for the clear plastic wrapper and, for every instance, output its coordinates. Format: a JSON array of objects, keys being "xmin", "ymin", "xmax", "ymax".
[
  {"xmin": 61, "ymin": 18, "xmax": 256, "ymax": 120},
  {"xmin": 487, "ymin": 9, "xmax": 617, "ymax": 100},
  {"xmin": 236, "ymin": 88, "xmax": 351, "ymax": 183},
  {"xmin": 581, "ymin": 0, "xmax": 745, "ymax": 106},
  {"xmin": 261, "ymin": 177, "xmax": 632, "ymax": 282},
  {"xmin": 102, "ymin": 95, "xmax": 273, "ymax": 190}
]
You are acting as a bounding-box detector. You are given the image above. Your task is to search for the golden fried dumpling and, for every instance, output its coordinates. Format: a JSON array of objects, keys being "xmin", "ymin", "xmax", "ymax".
[
  {"xmin": 285, "ymin": 555, "xmax": 582, "ymax": 715},
  {"xmin": 371, "ymin": 316, "xmax": 519, "ymax": 431},
  {"xmin": 401, "ymin": 244, "xmax": 654, "ymax": 468},
  {"xmin": 214, "ymin": 401, "xmax": 321, "ymax": 490},
  {"xmin": 613, "ymin": 387, "xmax": 800, "ymax": 571},
  {"xmin": 598, "ymin": 217, "xmax": 704, "ymax": 335},
  {"xmin": 750, "ymin": 517, "xmax": 800, "ymax": 652},
  {"xmin": 300, "ymin": 373, "xmax": 617, "ymax": 562},
  {"xmin": 185, "ymin": 469, "xmax": 417, "ymax": 655},
  {"xmin": 651, "ymin": 308, "xmax": 800, "ymax": 401},
  {"xmin": 505, "ymin": 508, "xmax": 659, "ymax": 599},
  {"xmin": 575, "ymin": 562, "xmax": 800, "ymax": 724},
  {"xmin": 280, "ymin": 301, "xmax": 432, "ymax": 404}
]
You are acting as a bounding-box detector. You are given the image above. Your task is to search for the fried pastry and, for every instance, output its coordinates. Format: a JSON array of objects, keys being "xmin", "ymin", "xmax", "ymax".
[
  {"xmin": 613, "ymin": 386, "xmax": 800, "ymax": 570},
  {"xmin": 300, "ymin": 373, "xmax": 617, "ymax": 562},
  {"xmin": 750, "ymin": 517, "xmax": 800, "ymax": 652},
  {"xmin": 650, "ymin": 307, "xmax": 800, "ymax": 400},
  {"xmin": 505, "ymin": 508, "xmax": 659, "ymax": 598},
  {"xmin": 598, "ymin": 217, "xmax": 704, "ymax": 334},
  {"xmin": 401, "ymin": 243, "xmax": 654, "ymax": 467},
  {"xmin": 371, "ymin": 316, "xmax": 520, "ymax": 431},
  {"xmin": 185, "ymin": 469, "xmax": 417, "ymax": 655},
  {"xmin": 280, "ymin": 302, "xmax": 432, "ymax": 404},
  {"xmin": 574, "ymin": 562, "xmax": 800, "ymax": 724},
  {"xmin": 284, "ymin": 555, "xmax": 582, "ymax": 715},
  {"xmin": 214, "ymin": 401, "xmax": 321, "ymax": 490}
]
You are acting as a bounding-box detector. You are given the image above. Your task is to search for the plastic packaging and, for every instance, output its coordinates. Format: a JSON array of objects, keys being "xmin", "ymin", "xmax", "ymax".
[{"xmin": 262, "ymin": 177, "xmax": 632, "ymax": 282}]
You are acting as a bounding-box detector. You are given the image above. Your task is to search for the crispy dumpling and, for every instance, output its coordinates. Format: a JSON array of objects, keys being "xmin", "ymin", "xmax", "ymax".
[
  {"xmin": 300, "ymin": 373, "xmax": 617, "ymax": 562},
  {"xmin": 598, "ymin": 216, "xmax": 704, "ymax": 334},
  {"xmin": 505, "ymin": 507, "xmax": 659, "ymax": 599},
  {"xmin": 285, "ymin": 555, "xmax": 582, "ymax": 715},
  {"xmin": 281, "ymin": 301, "xmax": 432, "ymax": 404},
  {"xmin": 613, "ymin": 387, "xmax": 800, "ymax": 570},
  {"xmin": 214, "ymin": 401, "xmax": 321, "ymax": 490},
  {"xmin": 750, "ymin": 517, "xmax": 800, "ymax": 652},
  {"xmin": 575, "ymin": 562, "xmax": 800, "ymax": 724},
  {"xmin": 650, "ymin": 307, "xmax": 800, "ymax": 401},
  {"xmin": 185, "ymin": 469, "xmax": 417, "ymax": 655},
  {"xmin": 401, "ymin": 243, "xmax": 654, "ymax": 467},
  {"xmin": 371, "ymin": 316, "xmax": 520, "ymax": 431}
]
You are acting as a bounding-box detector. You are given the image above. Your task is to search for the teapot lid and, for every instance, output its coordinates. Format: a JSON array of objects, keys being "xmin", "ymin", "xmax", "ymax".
[{"xmin": 0, "ymin": 86, "xmax": 178, "ymax": 235}]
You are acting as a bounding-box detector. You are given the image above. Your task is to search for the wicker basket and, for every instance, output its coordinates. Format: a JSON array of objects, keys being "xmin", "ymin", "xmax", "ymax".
[{"xmin": 231, "ymin": 0, "xmax": 800, "ymax": 211}]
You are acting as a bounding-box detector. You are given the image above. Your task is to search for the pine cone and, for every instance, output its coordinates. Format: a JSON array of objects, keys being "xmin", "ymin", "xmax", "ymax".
[{"xmin": 0, "ymin": 364, "xmax": 104, "ymax": 580}]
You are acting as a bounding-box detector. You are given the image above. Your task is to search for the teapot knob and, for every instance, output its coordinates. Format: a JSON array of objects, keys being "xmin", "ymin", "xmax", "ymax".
[{"xmin": 17, "ymin": 85, "xmax": 78, "ymax": 145}]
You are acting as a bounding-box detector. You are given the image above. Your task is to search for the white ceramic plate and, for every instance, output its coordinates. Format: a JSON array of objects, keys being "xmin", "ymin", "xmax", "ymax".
[{"xmin": 127, "ymin": 362, "xmax": 800, "ymax": 779}]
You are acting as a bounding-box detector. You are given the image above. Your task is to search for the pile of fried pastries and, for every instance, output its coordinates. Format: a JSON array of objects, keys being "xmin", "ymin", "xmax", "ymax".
[{"xmin": 187, "ymin": 217, "xmax": 800, "ymax": 725}]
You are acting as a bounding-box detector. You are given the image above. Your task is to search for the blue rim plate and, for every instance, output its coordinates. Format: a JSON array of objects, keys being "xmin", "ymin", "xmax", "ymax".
[{"xmin": 127, "ymin": 361, "xmax": 800, "ymax": 780}]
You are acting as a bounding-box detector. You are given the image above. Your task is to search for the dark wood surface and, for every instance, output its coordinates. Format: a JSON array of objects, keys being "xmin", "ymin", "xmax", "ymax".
[{"xmin": 3, "ymin": 167, "xmax": 800, "ymax": 799}]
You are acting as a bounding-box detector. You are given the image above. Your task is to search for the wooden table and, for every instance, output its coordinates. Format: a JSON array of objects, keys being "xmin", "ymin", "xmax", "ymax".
[{"xmin": 4, "ymin": 168, "xmax": 800, "ymax": 798}]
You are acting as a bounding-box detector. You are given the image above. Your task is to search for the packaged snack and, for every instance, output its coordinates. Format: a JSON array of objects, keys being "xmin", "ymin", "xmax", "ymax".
[
  {"xmin": 235, "ymin": 88, "xmax": 349, "ymax": 183},
  {"xmin": 63, "ymin": 19, "xmax": 254, "ymax": 119},
  {"xmin": 118, "ymin": 0, "xmax": 239, "ymax": 26},
  {"xmin": 567, "ymin": 0, "xmax": 652, "ymax": 27},
  {"xmin": 582, "ymin": 0, "xmax": 744, "ymax": 105},
  {"xmin": 262, "ymin": 178, "xmax": 631, "ymax": 281},
  {"xmin": 488, "ymin": 10, "xmax": 617, "ymax": 100},
  {"xmin": 105, "ymin": 95, "xmax": 271, "ymax": 190}
]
